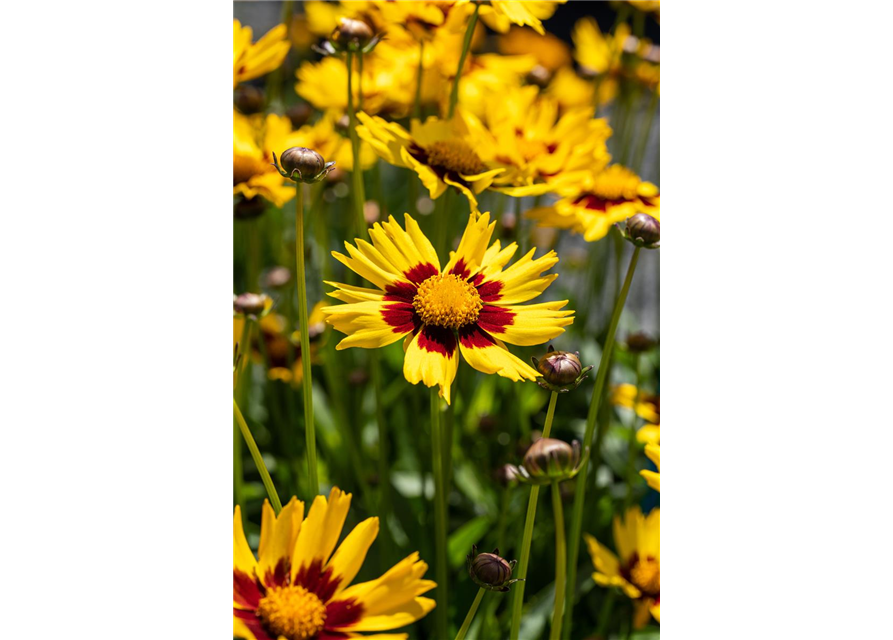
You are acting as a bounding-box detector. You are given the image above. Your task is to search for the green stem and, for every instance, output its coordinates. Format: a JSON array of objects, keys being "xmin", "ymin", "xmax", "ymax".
[
  {"xmin": 414, "ymin": 40, "xmax": 425, "ymax": 119},
  {"xmin": 233, "ymin": 398, "xmax": 282, "ymax": 514},
  {"xmin": 509, "ymin": 390, "xmax": 558, "ymax": 640},
  {"xmin": 434, "ymin": 187, "xmax": 452, "ymax": 260},
  {"xmin": 233, "ymin": 317, "xmax": 253, "ymax": 508},
  {"xmin": 431, "ymin": 387, "xmax": 448, "ymax": 640},
  {"xmin": 632, "ymin": 89, "xmax": 659, "ymax": 173},
  {"xmin": 455, "ymin": 588, "xmax": 486, "ymax": 640},
  {"xmin": 448, "ymin": 3, "xmax": 479, "ymax": 118},
  {"xmin": 550, "ymin": 481, "xmax": 567, "ymax": 640},
  {"xmin": 346, "ymin": 51, "xmax": 367, "ymax": 240},
  {"xmin": 370, "ymin": 350, "xmax": 392, "ymax": 559},
  {"xmin": 624, "ymin": 354, "xmax": 642, "ymax": 511},
  {"xmin": 295, "ymin": 182, "xmax": 318, "ymax": 497},
  {"xmin": 595, "ymin": 590, "xmax": 617, "ymax": 638},
  {"xmin": 562, "ymin": 247, "xmax": 641, "ymax": 640}
]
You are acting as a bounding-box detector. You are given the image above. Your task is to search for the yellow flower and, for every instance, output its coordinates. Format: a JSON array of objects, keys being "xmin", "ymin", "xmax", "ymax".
[
  {"xmin": 234, "ymin": 20, "xmax": 290, "ymax": 88},
  {"xmin": 609, "ymin": 383, "xmax": 660, "ymax": 424},
  {"xmin": 496, "ymin": 26, "xmax": 571, "ymax": 71},
  {"xmin": 526, "ymin": 165, "xmax": 660, "ymax": 242},
  {"xmin": 584, "ymin": 507, "xmax": 660, "ymax": 629},
  {"xmin": 357, "ymin": 113, "xmax": 504, "ymax": 213},
  {"xmin": 234, "ymin": 110, "xmax": 302, "ymax": 207},
  {"xmin": 234, "ymin": 488, "xmax": 436, "ymax": 640},
  {"xmin": 323, "ymin": 212, "xmax": 573, "ymax": 404},
  {"xmin": 641, "ymin": 443, "xmax": 660, "ymax": 492},
  {"xmin": 636, "ymin": 423, "xmax": 660, "ymax": 445},
  {"xmin": 461, "ymin": 85, "xmax": 612, "ymax": 196},
  {"xmin": 573, "ymin": 18, "xmax": 629, "ymax": 76},
  {"xmin": 292, "ymin": 111, "xmax": 376, "ymax": 172},
  {"xmin": 460, "ymin": 0, "xmax": 566, "ymax": 36}
]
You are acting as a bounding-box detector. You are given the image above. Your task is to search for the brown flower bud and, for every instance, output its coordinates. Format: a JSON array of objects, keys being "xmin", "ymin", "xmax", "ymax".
[
  {"xmin": 626, "ymin": 213, "xmax": 660, "ymax": 247},
  {"xmin": 280, "ymin": 147, "xmax": 325, "ymax": 180},
  {"xmin": 467, "ymin": 546, "xmax": 521, "ymax": 592},
  {"xmin": 526, "ymin": 65, "xmax": 552, "ymax": 88},
  {"xmin": 234, "ymin": 85, "xmax": 265, "ymax": 115},
  {"xmin": 521, "ymin": 437, "xmax": 582, "ymax": 483},
  {"xmin": 332, "ymin": 17, "xmax": 374, "ymax": 49},
  {"xmin": 335, "ymin": 114, "xmax": 351, "ymax": 135},
  {"xmin": 234, "ymin": 196, "xmax": 267, "ymax": 220},
  {"xmin": 261, "ymin": 266, "xmax": 291, "ymax": 289},
  {"xmin": 535, "ymin": 347, "xmax": 582, "ymax": 386},
  {"xmin": 233, "ymin": 292, "xmax": 270, "ymax": 317},
  {"xmin": 494, "ymin": 464, "xmax": 520, "ymax": 488},
  {"xmin": 286, "ymin": 103, "xmax": 313, "ymax": 129},
  {"xmin": 625, "ymin": 331, "xmax": 656, "ymax": 353}
]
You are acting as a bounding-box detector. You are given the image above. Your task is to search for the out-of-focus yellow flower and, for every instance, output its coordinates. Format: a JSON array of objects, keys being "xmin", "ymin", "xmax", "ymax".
[
  {"xmin": 526, "ymin": 165, "xmax": 660, "ymax": 242},
  {"xmin": 323, "ymin": 212, "xmax": 572, "ymax": 404},
  {"xmin": 357, "ymin": 113, "xmax": 504, "ymax": 213},
  {"xmin": 233, "ymin": 20, "xmax": 290, "ymax": 88},
  {"xmin": 296, "ymin": 53, "xmax": 416, "ymax": 117},
  {"xmin": 371, "ymin": 0, "xmax": 469, "ymax": 41},
  {"xmin": 234, "ymin": 489, "xmax": 436, "ymax": 640},
  {"xmin": 636, "ymin": 423, "xmax": 660, "ymax": 445},
  {"xmin": 234, "ymin": 110, "xmax": 302, "ymax": 207},
  {"xmin": 641, "ymin": 443, "xmax": 660, "ymax": 492},
  {"xmin": 609, "ymin": 382, "xmax": 660, "ymax": 423},
  {"xmin": 435, "ymin": 50, "xmax": 538, "ymax": 117},
  {"xmin": 585, "ymin": 507, "xmax": 660, "ymax": 628},
  {"xmin": 573, "ymin": 18, "xmax": 629, "ymax": 76},
  {"xmin": 459, "ymin": 0, "xmax": 566, "ymax": 36},
  {"xmin": 462, "ymin": 85, "xmax": 611, "ymax": 196},
  {"xmin": 497, "ymin": 26, "xmax": 571, "ymax": 71},
  {"xmin": 292, "ymin": 111, "xmax": 376, "ymax": 172}
]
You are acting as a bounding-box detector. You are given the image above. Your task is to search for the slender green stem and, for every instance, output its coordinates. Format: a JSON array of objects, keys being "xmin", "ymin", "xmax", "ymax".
[
  {"xmin": 346, "ymin": 51, "xmax": 367, "ymax": 240},
  {"xmin": 414, "ymin": 40, "xmax": 425, "ymax": 119},
  {"xmin": 624, "ymin": 354, "xmax": 642, "ymax": 511},
  {"xmin": 434, "ymin": 187, "xmax": 452, "ymax": 260},
  {"xmin": 632, "ymin": 89, "xmax": 659, "ymax": 173},
  {"xmin": 233, "ymin": 317, "xmax": 253, "ymax": 508},
  {"xmin": 595, "ymin": 590, "xmax": 617, "ymax": 638},
  {"xmin": 509, "ymin": 391, "xmax": 559, "ymax": 640},
  {"xmin": 357, "ymin": 50, "xmax": 364, "ymax": 111},
  {"xmin": 448, "ymin": 3, "xmax": 479, "ymax": 118},
  {"xmin": 550, "ymin": 481, "xmax": 567, "ymax": 640},
  {"xmin": 455, "ymin": 588, "xmax": 486, "ymax": 640},
  {"xmin": 233, "ymin": 398, "xmax": 283, "ymax": 514},
  {"xmin": 430, "ymin": 387, "xmax": 449, "ymax": 640},
  {"xmin": 370, "ymin": 350, "xmax": 392, "ymax": 559},
  {"xmin": 563, "ymin": 247, "xmax": 641, "ymax": 640},
  {"xmin": 295, "ymin": 182, "xmax": 318, "ymax": 497}
]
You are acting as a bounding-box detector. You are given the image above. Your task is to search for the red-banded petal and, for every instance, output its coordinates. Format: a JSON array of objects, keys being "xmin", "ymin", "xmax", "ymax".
[
  {"xmin": 457, "ymin": 325, "xmax": 538, "ymax": 381},
  {"xmin": 257, "ymin": 497, "xmax": 304, "ymax": 589},
  {"xmin": 325, "ymin": 281, "xmax": 386, "ymax": 304},
  {"xmin": 482, "ymin": 248, "xmax": 560, "ymax": 304},
  {"xmin": 478, "ymin": 239, "xmax": 518, "ymax": 278},
  {"xmin": 332, "ymin": 241, "xmax": 402, "ymax": 290},
  {"xmin": 444, "ymin": 212, "xmax": 496, "ymax": 278},
  {"xmin": 324, "ymin": 300, "xmax": 416, "ymax": 350},
  {"xmin": 234, "ymin": 609, "xmax": 275, "ymax": 640},
  {"xmin": 403, "ymin": 326, "xmax": 459, "ymax": 404},
  {"xmin": 291, "ymin": 488, "xmax": 353, "ymax": 585},
  {"xmin": 374, "ymin": 214, "xmax": 440, "ymax": 274},
  {"xmin": 479, "ymin": 300, "xmax": 573, "ymax": 346},
  {"xmin": 324, "ymin": 517, "xmax": 380, "ymax": 598}
]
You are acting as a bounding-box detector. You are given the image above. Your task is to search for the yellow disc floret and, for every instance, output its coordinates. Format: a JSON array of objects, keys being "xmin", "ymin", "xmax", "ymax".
[
  {"xmin": 414, "ymin": 274, "xmax": 483, "ymax": 329},
  {"xmin": 257, "ymin": 585, "xmax": 327, "ymax": 640},
  {"xmin": 590, "ymin": 165, "xmax": 644, "ymax": 201},
  {"xmin": 629, "ymin": 557, "xmax": 660, "ymax": 596},
  {"xmin": 425, "ymin": 141, "xmax": 488, "ymax": 176}
]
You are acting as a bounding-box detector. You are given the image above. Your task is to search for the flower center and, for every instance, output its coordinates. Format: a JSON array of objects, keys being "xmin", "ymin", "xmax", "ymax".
[
  {"xmin": 413, "ymin": 274, "xmax": 482, "ymax": 329},
  {"xmin": 590, "ymin": 165, "xmax": 643, "ymax": 201},
  {"xmin": 257, "ymin": 585, "xmax": 327, "ymax": 640},
  {"xmin": 425, "ymin": 140, "xmax": 488, "ymax": 176},
  {"xmin": 628, "ymin": 557, "xmax": 660, "ymax": 597}
]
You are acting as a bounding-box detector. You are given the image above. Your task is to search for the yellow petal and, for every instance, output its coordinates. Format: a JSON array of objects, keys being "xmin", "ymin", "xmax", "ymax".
[{"xmin": 291, "ymin": 488, "xmax": 353, "ymax": 582}]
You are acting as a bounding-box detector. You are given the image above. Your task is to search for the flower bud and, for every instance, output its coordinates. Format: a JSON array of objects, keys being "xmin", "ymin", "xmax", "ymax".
[
  {"xmin": 624, "ymin": 213, "xmax": 660, "ymax": 248},
  {"xmin": 494, "ymin": 464, "xmax": 520, "ymax": 488},
  {"xmin": 332, "ymin": 17, "xmax": 374, "ymax": 49},
  {"xmin": 233, "ymin": 292, "xmax": 271, "ymax": 317},
  {"xmin": 531, "ymin": 345, "xmax": 592, "ymax": 393},
  {"xmin": 334, "ymin": 114, "xmax": 351, "ymax": 136},
  {"xmin": 234, "ymin": 85, "xmax": 265, "ymax": 114},
  {"xmin": 273, "ymin": 147, "xmax": 335, "ymax": 183},
  {"xmin": 286, "ymin": 103, "xmax": 313, "ymax": 129},
  {"xmin": 467, "ymin": 545, "xmax": 521, "ymax": 592},
  {"xmin": 234, "ymin": 196, "xmax": 267, "ymax": 220},
  {"xmin": 519, "ymin": 437, "xmax": 584, "ymax": 484},
  {"xmin": 526, "ymin": 64, "xmax": 552, "ymax": 88},
  {"xmin": 261, "ymin": 266, "xmax": 291, "ymax": 289}
]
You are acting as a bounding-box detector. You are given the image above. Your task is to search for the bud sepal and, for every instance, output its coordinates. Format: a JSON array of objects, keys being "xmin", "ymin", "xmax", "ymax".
[
  {"xmin": 515, "ymin": 438, "xmax": 589, "ymax": 485},
  {"xmin": 532, "ymin": 345, "xmax": 593, "ymax": 393},
  {"xmin": 616, "ymin": 213, "xmax": 660, "ymax": 249},
  {"xmin": 272, "ymin": 148, "xmax": 336, "ymax": 184},
  {"xmin": 466, "ymin": 545, "xmax": 523, "ymax": 592}
]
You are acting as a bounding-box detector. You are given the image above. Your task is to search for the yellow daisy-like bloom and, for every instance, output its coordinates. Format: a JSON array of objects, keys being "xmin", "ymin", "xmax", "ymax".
[
  {"xmin": 234, "ymin": 20, "xmax": 290, "ymax": 88},
  {"xmin": 458, "ymin": 0, "xmax": 566, "ymax": 36},
  {"xmin": 584, "ymin": 507, "xmax": 660, "ymax": 629},
  {"xmin": 292, "ymin": 111, "xmax": 376, "ymax": 172},
  {"xmin": 571, "ymin": 18, "xmax": 632, "ymax": 106},
  {"xmin": 641, "ymin": 443, "xmax": 660, "ymax": 492},
  {"xmin": 323, "ymin": 212, "xmax": 573, "ymax": 404},
  {"xmin": 357, "ymin": 113, "xmax": 504, "ymax": 214},
  {"xmin": 234, "ymin": 489, "xmax": 436, "ymax": 640},
  {"xmin": 462, "ymin": 85, "xmax": 612, "ymax": 196},
  {"xmin": 609, "ymin": 383, "xmax": 660, "ymax": 424},
  {"xmin": 234, "ymin": 110, "xmax": 301, "ymax": 207},
  {"xmin": 636, "ymin": 422, "xmax": 660, "ymax": 445},
  {"xmin": 526, "ymin": 165, "xmax": 660, "ymax": 242},
  {"xmin": 497, "ymin": 26, "xmax": 571, "ymax": 71}
]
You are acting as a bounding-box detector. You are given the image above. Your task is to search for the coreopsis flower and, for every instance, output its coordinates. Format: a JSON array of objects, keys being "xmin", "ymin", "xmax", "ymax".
[
  {"xmin": 641, "ymin": 444, "xmax": 673, "ymax": 492},
  {"xmin": 526, "ymin": 165, "xmax": 660, "ymax": 242},
  {"xmin": 461, "ymin": 85, "xmax": 612, "ymax": 196},
  {"xmin": 572, "ymin": 18, "xmax": 632, "ymax": 105},
  {"xmin": 233, "ymin": 489, "xmax": 436, "ymax": 640},
  {"xmin": 357, "ymin": 113, "xmax": 504, "ymax": 214},
  {"xmin": 458, "ymin": 0, "xmax": 566, "ymax": 36},
  {"xmin": 584, "ymin": 507, "xmax": 660, "ymax": 628},
  {"xmin": 234, "ymin": 110, "xmax": 302, "ymax": 207},
  {"xmin": 233, "ymin": 20, "xmax": 290, "ymax": 88},
  {"xmin": 636, "ymin": 423, "xmax": 660, "ymax": 445},
  {"xmin": 323, "ymin": 212, "xmax": 573, "ymax": 404},
  {"xmin": 609, "ymin": 383, "xmax": 660, "ymax": 424},
  {"xmin": 497, "ymin": 26, "xmax": 571, "ymax": 71},
  {"xmin": 292, "ymin": 111, "xmax": 377, "ymax": 172}
]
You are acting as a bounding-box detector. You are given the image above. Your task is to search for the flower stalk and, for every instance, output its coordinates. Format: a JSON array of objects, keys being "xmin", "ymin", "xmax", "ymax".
[
  {"xmin": 347, "ymin": 51, "xmax": 367, "ymax": 240},
  {"xmin": 455, "ymin": 588, "xmax": 485, "ymax": 640},
  {"xmin": 431, "ymin": 387, "xmax": 449, "ymax": 640},
  {"xmin": 448, "ymin": 2, "xmax": 480, "ymax": 119},
  {"xmin": 233, "ymin": 398, "xmax": 283, "ymax": 514},
  {"xmin": 294, "ymin": 181, "xmax": 319, "ymax": 497},
  {"xmin": 562, "ymin": 246, "xmax": 641, "ymax": 640},
  {"xmin": 509, "ymin": 390, "xmax": 558, "ymax": 640},
  {"xmin": 550, "ymin": 480, "xmax": 567, "ymax": 640}
]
